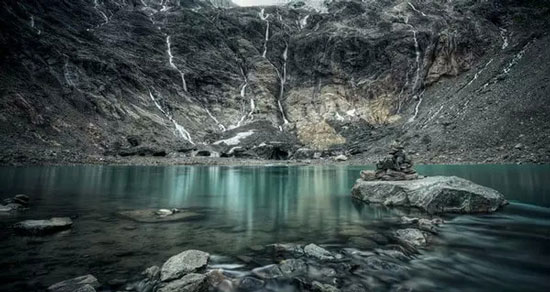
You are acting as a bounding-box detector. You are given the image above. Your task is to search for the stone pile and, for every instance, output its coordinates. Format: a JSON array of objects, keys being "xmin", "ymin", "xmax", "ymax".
[
  {"xmin": 361, "ymin": 142, "xmax": 420, "ymax": 181},
  {"xmin": 0, "ymin": 194, "xmax": 30, "ymax": 212}
]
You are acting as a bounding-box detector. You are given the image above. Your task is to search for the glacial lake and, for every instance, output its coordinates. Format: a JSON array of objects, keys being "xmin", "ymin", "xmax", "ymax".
[{"xmin": 0, "ymin": 164, "xmax": 549, "ymax": 291}]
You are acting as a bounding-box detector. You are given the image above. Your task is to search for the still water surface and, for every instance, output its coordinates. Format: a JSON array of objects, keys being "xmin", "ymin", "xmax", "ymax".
[{"xmin": 0, "ymin": 164, "xmax": 549, "ymax": 291}]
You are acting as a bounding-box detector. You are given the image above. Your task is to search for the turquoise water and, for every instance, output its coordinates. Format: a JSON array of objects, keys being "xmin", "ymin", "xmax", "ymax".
[{"xmin": 0, "ymin": 164, "xmax": 549, "ymax": 291}]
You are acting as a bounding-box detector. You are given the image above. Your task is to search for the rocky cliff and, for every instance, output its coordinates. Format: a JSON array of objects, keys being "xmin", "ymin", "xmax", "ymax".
[{"xmin": 1, "ymin": 0, "xmax": 549, "ymax": 164}]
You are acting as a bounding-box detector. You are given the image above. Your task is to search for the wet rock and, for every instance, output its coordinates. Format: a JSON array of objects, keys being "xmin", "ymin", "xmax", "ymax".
[
  {"xmin": 118, "ymin": 209, "xmax": 202, "ymax": 223},
  {"xmin": 352, "ymin": 176, "xmax": 507, "ymax": 214},
  {"xmin": 364, "ymin": 256, "xmax": 405, "ymax": 272},
  {"xmin": 395, "ymin": 228, "xmax": 428, "ymax": 247},
  {"xmin": 304, "ymin": 244, "xmax": 335, "ymax": 261},
  {"xmin": 375, "ymin": 249, "xmax": 410, "ymax": 261},
  {"xmin": 269, "ymin": 243, "xmax": 304, "ymax": 256},
  {"xmin": 347, "ymin": 237, "xmax": 378, "ymax": 250},
  {"xmin": 14, "ymin": 217, "xmax": 72, "ymax": 235},
  {"xmin": 312, "ymin": 281, "xmax": 340, "ymax": 292},
  {"xmin": 279, "ymin": 259, "xmax": 307, "ymax": 277},
  {"xmin": 205, "ymin": 269, "xmax": 227, "ymax": 287},
  {"xmin": 252, "ymin": 264, "xmax": 283, "ymax": 279},
  {"xmin": 237, "ymin": 276, "xmax": 264, "ymax": 290},
  {"xmin": 142, "ymin": 265, "xmax": 160, "ymax": 281},
  {"xmin": 14, "ymin": 194, "xmax": 30, "ymax": 206},
  {"xmin": 48, "ymin": 274, "xmax": 100, "ymax": 292},
  {"xmin": 157, "ymin": 273, "xmax": 207, "ymax": 292},
  {"xmin": 160, "ymin": 250, "xmax": 209, "ymax": 282}
]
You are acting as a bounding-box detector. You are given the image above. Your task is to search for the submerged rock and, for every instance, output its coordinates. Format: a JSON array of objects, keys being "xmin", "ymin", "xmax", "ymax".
[
  {"xmin": 118, "ymin": 209, "xmax": 202, "ymax": 223},
  {"xmin": 351, "ymin": 176, "xmax": 507, "ymax": 214},
  {"xmin": 157, "ymin": 273, "xmax": 207, "ymax": 292},
  {"xmin": 48, "ymin": 274, "xmax": 100, "ymax": 292},
  {"xmin": 252, "ymin": 264, "xmax": 283, "ymax": 279},
  {"xmin": 13, "ymin": 217, "xmax": 72, "ymax": 235},
  {"xmin": 161, "ymin": 250, "xmax": 209, "ymax": 282}
]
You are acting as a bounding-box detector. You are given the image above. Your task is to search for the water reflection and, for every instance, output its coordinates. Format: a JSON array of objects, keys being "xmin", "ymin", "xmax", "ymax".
[{"xmin": 0, "ymin": 164, "xmax": 549, "ymax": 291}]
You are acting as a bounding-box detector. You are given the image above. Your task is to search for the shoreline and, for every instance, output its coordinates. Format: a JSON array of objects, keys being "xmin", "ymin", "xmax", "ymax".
[{"xmin": 1, "ymin": 155, "xmax": 547, "ymax": 168}]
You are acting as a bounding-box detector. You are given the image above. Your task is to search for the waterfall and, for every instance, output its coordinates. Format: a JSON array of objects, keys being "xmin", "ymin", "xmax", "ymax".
[
  {"xmin": 166, "ymin": 35, "xmax": 188, "ymax": 92},
  {"xmin": 259, "ymin": 9, "xmax": 270, "ymax": 58},
  {"xmin": 205, "ymin": 107, "xmax": 226, "ymax": 131},
  {"xmin": 465, "ymin": 58, "xmax": 494, "ymax": 87},
  {"xmin": 411, "ymin": 30, "xmax": 421, "ymax": 93},
  {"xmin": 407, "ymin": 97, "xmax": 423, "ymax": 123},
  {"xmin": 30, "ymin": 15, "xmax": 34, "ymax": 28},
  {"xmin": 500, "ymin": 28, "xmax": 509, "ymax": 50},
  {"xmin": 407, "ymin": 2, "xmax": 427, "ymax": 17},
  {"xmin": 278, "ymin": 44, "xmax": 289, "ymax": 124},
  {"xmin": 148, "ymin": 90, "xmax": 194, "ymax": 143},
  {"xmin": 299, "ymin": 15, "xmax": 310, "ymax": 30},
  {"xmin": 503, "ymin": 41, "xmax": 531, "ymax": 74}
]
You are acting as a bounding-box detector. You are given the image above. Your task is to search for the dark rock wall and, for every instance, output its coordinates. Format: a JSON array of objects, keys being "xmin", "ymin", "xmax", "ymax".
[{"xmin": 0, "ymin": 0, "xmax": 548, "ymax": 162}]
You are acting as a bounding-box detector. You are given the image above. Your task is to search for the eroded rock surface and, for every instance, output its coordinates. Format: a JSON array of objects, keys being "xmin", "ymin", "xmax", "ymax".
[
  {"xmin": 352, "ymin": 176, "xmax": 507, "ymax": 214},
  {"xmin": 48, "ymin": 274, "xmax": 100, "ymax": 292},
  {"xmin": 161, "ymin": 250, "xmax": 210, "ymax": 282}
]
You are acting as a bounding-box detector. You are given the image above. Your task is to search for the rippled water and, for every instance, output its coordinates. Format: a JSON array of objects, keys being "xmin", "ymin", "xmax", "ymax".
[{"xmin": 0, "ymin": 164, "xmax": 549, "ymax": 291}]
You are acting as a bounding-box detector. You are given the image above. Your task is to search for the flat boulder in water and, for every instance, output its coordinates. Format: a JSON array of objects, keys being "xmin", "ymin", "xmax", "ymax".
[
  {"xmin": 48, "ymin": 274, "xmax": 100, "ymax": 292},
  {"xmin": 118, "ymin": 209, "xmax": 203, "ymax": 223},
  {"xmin": 13, "ymin": 217, "xmax": 73, "ymax": 235},
  {"xmin": 351, "ymin": 176, "xmax": 507, "ymax": 214}
]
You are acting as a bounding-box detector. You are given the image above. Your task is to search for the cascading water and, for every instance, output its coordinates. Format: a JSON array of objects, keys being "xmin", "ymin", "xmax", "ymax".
[
  {"xmin": 411, "ymin": 30, "xmax": 422, "ymax": 93},
  {"xmin": 465, "ymin": 58, "xmax": 494, "ymax": 87},
  {"xmin": 205, "ymin": 107, "xmax": 226, "ymax": 132},
  {"xmin": 278, "ymin": 43, "xmax": 290, "ymax": 125},
  {"xmin": 299, "ymin": 15, "xmax": 310, "ymax": 30},
  {"xmin": 408, "ymin": 2, "xmax": 427, "ymax": 17},
  {"xmin": 500, "ymin": 28, "xmax": 509, "ymax": 50},
  {"xmin": 166, "ymin": 35, "xmax": 188, "ymax": 92},
  {"xmin": 259, "ymin": 9, "xmax": 270, "ymax": 58},
  {"xmin": 148, "ymin": 90, "xmax": 194, "ymax": 143},
  {"xmin": 93, "ymin": 0, "xmax": 109, "ymax": 25}
]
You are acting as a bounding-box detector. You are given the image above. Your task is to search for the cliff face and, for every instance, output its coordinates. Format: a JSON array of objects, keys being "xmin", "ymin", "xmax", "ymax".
[{"xmin": 0, "ymin": 0, "xmax": 549, "ymax": 163}]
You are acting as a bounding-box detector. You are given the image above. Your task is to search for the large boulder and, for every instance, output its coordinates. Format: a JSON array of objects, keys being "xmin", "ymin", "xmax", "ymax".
[
  {"xmin": 351, "ymin": 176, "xmax": 507, "ymax": 214},
  {"xmin": 157, "ymin": 273, "xmax": 207, "ymax": 292},
  {"xmin": 13, "ymin": 217, "xmax": 73, "ymax": 235},
  {"xmin": 48, "ymin": 275, "xmax": 100, "ymax": 292},
  {"xmin": 161, "ymin": 250, "xmax": 210, "ymax": 282}
]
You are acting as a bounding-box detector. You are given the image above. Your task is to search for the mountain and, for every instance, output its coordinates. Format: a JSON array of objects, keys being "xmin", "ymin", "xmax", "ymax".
[{"xmin": 0, "ymin": 0, "xmax": 549, "ymax": 164}]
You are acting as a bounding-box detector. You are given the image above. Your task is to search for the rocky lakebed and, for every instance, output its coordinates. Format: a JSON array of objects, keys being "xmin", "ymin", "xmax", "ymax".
[{"xmin": 0, "ymin": 147, "xmax": 514, "ymax": 292}]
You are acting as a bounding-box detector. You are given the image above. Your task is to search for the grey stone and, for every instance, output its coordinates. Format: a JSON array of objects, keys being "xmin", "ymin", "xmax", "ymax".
[
  {"xmin": 304, "ymin": 244, "xmax": 335, "ymax": 261},
  {"xmin": 352, "ymin": 176, "xmax": 507, "ymax": 214},
  {"xmin": 48, "ymin": 275, "xmax": 100, "ymax": 292},
  {"xmin": 160, "ymin": 250, "xmax": 209, "ymax": 282},
  {"xmin": 334, "ymin": 154, "xmax": 348, "ymax": 161},
  {"xmin": 279, "ymin": 259, "xmax": 307, "ymax": 277},
  {"xmin": 312, "ymin": 281, "xmax": 340, "ymax": 292},
  {"xmin": 157, "ymin": 273, "xmax": 206, "ymax": 292},
  {"xmin": 142, "ymin": 265, "xmax": 160, "ymax": 281},
  {"xmin": 252, "ymin": 264, "xmax": 283, "ymax": 279},
  {"xmin": 118, "ymin": 209, "xmax": 202, "ymax": 223},
  {"xmin": 14, "ymin": 217, "xmax": 73, "ymax": 235},
  {"xmin": 238, "ymin": 277, "xmax": 264, "ymax": 290},
  {"xmin": 395, "ymin": 228, "xmax": 428, "ymax": 247}
]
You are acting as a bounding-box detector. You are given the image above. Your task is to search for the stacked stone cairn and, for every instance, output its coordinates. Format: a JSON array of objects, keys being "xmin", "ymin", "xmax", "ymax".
[{"xmin": 360, "ymin": 142, "xmax": 421, "ymax": 181}]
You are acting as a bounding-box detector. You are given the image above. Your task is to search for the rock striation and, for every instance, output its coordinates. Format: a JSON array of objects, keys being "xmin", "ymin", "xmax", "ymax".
[{"xmin": 352, "ymin": 175, "xmax": 507, "ymax": 214}]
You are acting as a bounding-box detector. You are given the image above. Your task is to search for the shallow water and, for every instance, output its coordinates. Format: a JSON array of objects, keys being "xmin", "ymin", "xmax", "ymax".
[{"xmin": 0, "ymin": 164, "xmax": 549, "ymax": 291}]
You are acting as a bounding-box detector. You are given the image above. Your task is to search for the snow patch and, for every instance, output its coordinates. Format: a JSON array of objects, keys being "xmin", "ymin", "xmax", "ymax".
[{"xmin": 213, "ymin": 130, "xmax": 255, "ymax": 146}]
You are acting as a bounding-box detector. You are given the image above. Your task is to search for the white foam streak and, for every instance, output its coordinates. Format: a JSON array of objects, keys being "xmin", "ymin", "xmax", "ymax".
[{"xmin": 149, "ymin": 90, "xmax": 194, "ymax": 143}]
